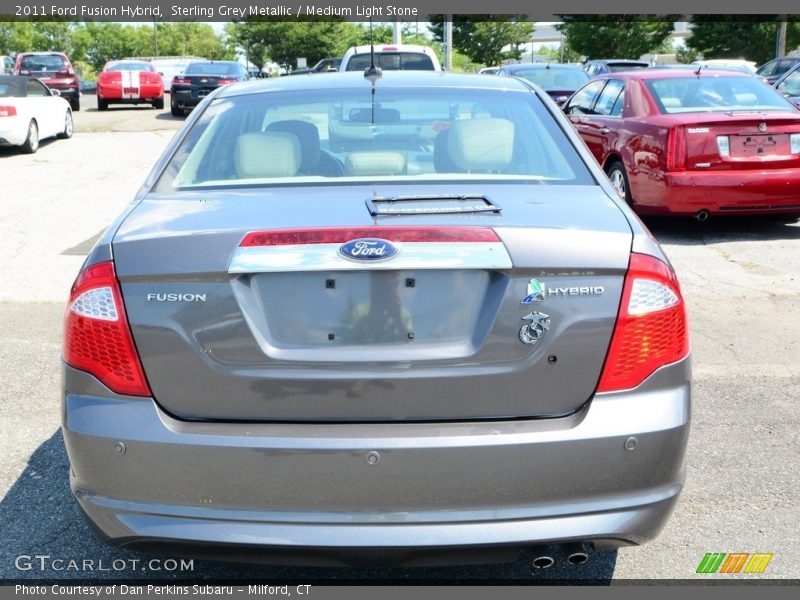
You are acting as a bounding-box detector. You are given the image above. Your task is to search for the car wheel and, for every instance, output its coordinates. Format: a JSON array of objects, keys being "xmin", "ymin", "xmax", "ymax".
[
  {"xmin": 170, "ymin": 97, "xmax": 184, "ymax": 117},
  {"xmin": 57, "ymin": 110, "xmax": 73, "ymax": 139},
  {"xmin": 607, "ymin": 161, "xmax": 632, "ymax": 206},
  {"xmin": 97, "ymin": 97, "xmax": 108, "ymax": 111},
  {"xmin": 21, "ymin": 120, "xmax": 38, "ymax": 154},
  {"xmin": 70, "ymin": 96, "xmax": 80, "ymax": 112},
  {"xmin": 153, "ymin": 98, "xmax": 165, "ymax": 110}
]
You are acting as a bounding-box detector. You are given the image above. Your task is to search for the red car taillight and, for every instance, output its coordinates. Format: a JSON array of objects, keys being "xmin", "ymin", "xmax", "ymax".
[
  {"xmin": 64, "ymin": 261, "xmax": 151, "ymax": 397},
  {"xmin": 665, "ymin": 126, "xmax": 687, "ymax": 172},
  {"xmin": 173, "ymin": 77, "xmax": 190, "ymax": 85},
  {"xmin": 597, "ymin": 253, "xmax": 689, "ymax": 393},
  {"xmin": 100, "ymin": 71, "xmax": 122, "ymax": 84},
  {"xmin": 217, "ymin": 78, "xmax": 237, "ymax": 85},
  {"xmin": 0, "ymin": 106, "xmax": 17, "ymax": 117}
]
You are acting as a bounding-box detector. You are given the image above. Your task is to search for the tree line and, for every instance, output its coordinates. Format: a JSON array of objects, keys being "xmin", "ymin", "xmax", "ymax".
[{"xmin": 2, "ymin": 17, "xmax": 797, "ymax": 78}]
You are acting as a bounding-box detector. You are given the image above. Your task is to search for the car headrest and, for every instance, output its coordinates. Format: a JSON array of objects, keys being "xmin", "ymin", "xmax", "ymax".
[
  {"xmin": 234, "ymin": 132, "xmax": 300, "ymax": 179},
  {"xmin": 266, "ymin": 120, "xmax": 320, "ymax": 173},
  {"xmin": 345, "ymin": 152, "xmax": 406, "ymax": 176},
  {"xmin": 447, "ymin": 118, "xmax": 514, "ymax": 172}
]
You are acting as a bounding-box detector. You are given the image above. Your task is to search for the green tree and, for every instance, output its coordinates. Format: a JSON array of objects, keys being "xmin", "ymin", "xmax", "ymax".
[
  {"xmin": 557, "ymin": 16, "xmax": 676, "ymax": 60},
  {"xmin": 229, "ymin": 20, "xmax": 341, "ymax": 70},
  {"xmin": 686, "ymin": 16, "xmax": 800, "ymax": 65},
  {"xmin": 429, "ymin": 16, "xmax": 534, "ymax": 66},
  {"xmin": 536, "ymin": 43, "xmax": 582, "ymax": 64}
]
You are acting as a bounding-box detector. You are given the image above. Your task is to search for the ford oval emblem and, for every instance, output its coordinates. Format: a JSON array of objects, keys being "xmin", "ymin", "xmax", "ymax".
[{"xmin": 339, "ymin": 238, "xmax": 399, "ymax": 261}]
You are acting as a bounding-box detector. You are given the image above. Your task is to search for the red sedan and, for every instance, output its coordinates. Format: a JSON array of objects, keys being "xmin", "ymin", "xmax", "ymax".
[
  {"xmin": 565, "ymin": 69, "xmax": 800, "ymax": 218},
  {"xmin": 96, "ymin": 60, "xmax": 164, "ymax": 111}
]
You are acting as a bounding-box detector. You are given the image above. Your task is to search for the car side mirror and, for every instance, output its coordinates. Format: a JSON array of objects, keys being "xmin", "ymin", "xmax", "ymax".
[
  {"xmin": 556, "ymin": 96, "xmax": 569, "ymax": 108},
  {"xmin": 50, "ymin": 88, "xmax": 61, "ymax": 96}
]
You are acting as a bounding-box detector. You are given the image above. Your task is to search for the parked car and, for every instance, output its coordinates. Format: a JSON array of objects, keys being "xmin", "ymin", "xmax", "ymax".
[
  {"xmin": 150, "ymin": 57, "xmax": 201, "ymax": 91},
  {"xmin": 692, "ymin": 59, "xmax": 757, "ymax": 73},
  {"xmin": 755, "ymin": 56, "xmax": 800, "ymax": 85},
  {"xmin": 1, "ymin": 55, "xmax": 14, "ymax": 75},
  {"xmin": 564, "ymin": 69, "xmax": 800, "ymax": 218},
  {"xmin": 96, "ymin": 60, "xmax": 164, "ymax": 111},
  {"xmin": 169, "ymin": 60, "xmax": 250, "ymax": 116},
  {"xmin": 288, "ymin": 57, "xmax": 341, "ymax": 75},
  {"xmin": 0, "ymin": 75, "xmax": 73, "ymax": 153},
  {"xmin": 651, "ymin": 63, "xmax": 758, "ymax": 76},
  {"xmin": 774, "ymin": 62, "xmax": 800, "ymax": 107},
  {"xmin": 13, "ymin": 52, "xmax": 80, "ymax": 111},
  {"xmin": 584, "ymin": 59, "xmax": 649, "ymax": 77},
  {"xmin": 61, "ymin": 72, "xmax": 690, "ymax": 567},
  {"xmin": 340, "ymin": 44, "xmax": 441, "ymax": 71},
  {"xmin": 479, "ymin": 66, "xmax": 500, "ymax": 75},
  {"xmin": 79, "ymin": 79, "xmax": 97, "ymax": 94},
  {"xmin": 495, "ymin": 63, "xmax": 590, "ymax": 103}
]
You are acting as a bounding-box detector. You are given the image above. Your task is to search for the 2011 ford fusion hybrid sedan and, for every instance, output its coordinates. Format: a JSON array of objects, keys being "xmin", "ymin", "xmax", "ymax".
[{"xmin": 61, "ymin": 71, "xmax": 691, "ymax": 568}]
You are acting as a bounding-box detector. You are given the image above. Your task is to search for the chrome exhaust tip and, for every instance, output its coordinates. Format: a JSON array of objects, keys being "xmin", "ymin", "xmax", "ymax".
[
  {"xmin": 695, "ymin": 209, "xmax": 710, "ymax": 222},
  {"xmin": 530, "ymin": 546, "xmax": 555, "ymax": 569},
  {"xmin": 563, "ymin": 542, "xmax": 589, "ymax": 565}
]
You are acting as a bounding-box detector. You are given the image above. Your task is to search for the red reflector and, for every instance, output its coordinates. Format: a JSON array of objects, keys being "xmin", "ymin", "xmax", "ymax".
[
  {"xmin": 240, "ymin": 227, "xmax": 500, "ymax": 246},
  {"xmin": 596, "ymin": 253, "xmax": 689, "ymax": 393},
  {"xmin": 64, "ymin": 261, "xmax": 151, "ymax": 397},
  {"xmin": 0, "ymin": 106, "xmax": 17, "ymax": 117}
]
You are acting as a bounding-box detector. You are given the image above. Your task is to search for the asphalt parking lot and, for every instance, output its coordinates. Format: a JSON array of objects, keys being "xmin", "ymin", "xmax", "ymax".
[{"xmin": 0, "ymin": 94, "xmax": 798, "ymax": 582}]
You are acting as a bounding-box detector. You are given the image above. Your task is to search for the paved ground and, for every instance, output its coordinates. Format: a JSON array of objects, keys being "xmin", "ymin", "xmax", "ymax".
[{"xmin": 0, "ymin": 101, "xmax": 798, "ymax": 582}]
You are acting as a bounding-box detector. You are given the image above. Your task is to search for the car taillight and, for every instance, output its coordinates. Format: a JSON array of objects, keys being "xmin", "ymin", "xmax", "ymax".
[
  {"xmin": 100, "ymin": 71, "xmax": 122, "ymax": 84},
  {"xmin": 0, "ymin": 106, "xmax": 17, "ymax": 117},
  {"xmin": 64, "ymin": 261, "xmax": 151, "ymax": 397},
  {"xmin": 217, "ymin": 78, "xmax": 237, "ymax": 85},
  {"xmin": 791, "ymin": 133, "xmax": 800, "ymax": 155},
  {"xmin": 597, "ymin": 253, "xmax": 689, "ymax": 393},
  {"xmin": 665, "ymin": 126, "xmax": 686, "ymax": 171},
  {"xmin": 173, "ymin": 77, "xmax": 190, "ymax": 85}
]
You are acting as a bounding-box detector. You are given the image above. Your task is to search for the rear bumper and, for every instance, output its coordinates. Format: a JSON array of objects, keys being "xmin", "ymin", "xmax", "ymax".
[
  {"xmin": 62, "ymin": 358, "xmax": 690, "ymax": 562},
  {"xmin": 0, "ymin": 119, "xmax": 25, "ymax": 146},
  {"xmin": 639, "ymin": 169, "xmax": 800, "ymax": 215},
  {"xmin": 97, "ymin": 85, "xmax": 163, "ymax": 102}
]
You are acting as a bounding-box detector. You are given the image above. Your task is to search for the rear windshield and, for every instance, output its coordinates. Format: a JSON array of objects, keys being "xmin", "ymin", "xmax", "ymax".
[
  {"xmin": 607, "ymin": 64, "xmax": 648, "ymax": 72},
  {"xmin": 185, "ymin": 62, "xmax": 238, "ymax": 76},
  {"xmin": 20, "ymin": 55, "xmax": 66, "ymax": 71},
  {"xmin": 345, "ymin": 53, "xmax": 435, "ymax": 71},
  {"xmin": 509, "ymin": 68, "xmax": 589, "ymax": 90},
  {"xmin": 107, "ymin": 62, "xmax": 153, "ymax": 72},
  {"xmin": 154, "ymin": 87, "xmax": 593, "ymax": 191},
  {"xmin": 646, "ymin": 76, "xmax": 795, "ymax": 113}
]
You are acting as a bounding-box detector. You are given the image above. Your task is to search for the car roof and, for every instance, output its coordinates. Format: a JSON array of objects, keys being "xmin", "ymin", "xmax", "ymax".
[
  {"xmin": 502, "ymin": 63, "xmax": 583, "ymax": 71},
  {"xmin": 346, "ymin": 44, "xmax": 435, "ymax": 54},
  {"xmin": 587, "ymin": 59, "xmax": 649, "ymax": 64},
  {"xmin": 0, "ymin": 75, "xmax": 35, "ymax": 96},
  {"xmin": 19, "ymin": 51, "xmax": 67, "ymax": 56},
  {"xmin": 217, "ymin": 71, "xmax": 534, "ymax": 98},
  {"xmin": 597, "ymin": 68, "xmax": 755, "ymax": 80}
]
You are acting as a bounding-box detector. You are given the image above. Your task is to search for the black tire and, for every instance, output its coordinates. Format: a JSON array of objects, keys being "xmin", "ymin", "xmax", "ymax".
[
  {"xmin": 97, "ymin": 97, "xmax": 108, "ymax": 111},
  {"xmin": 57, "ymin": 110, "xmax": 73, "ymax": 139},
  {"xmin": 152, "ymin": 97, "xmax": 165, "ymax": 110},
  {"xmin": 606, "ymin": 161, "xmax": 633, "ymax": 206},
  {"xmin": 170, "ymin": 96, "xmax": 184, "ymax": 117},
  {"xmin": 70, "ymin": 96, "xmax": 80, "ymax": 112},
  {"xmin": 21, "ymin": 120, "xmax": 38, "ymax": 154}
]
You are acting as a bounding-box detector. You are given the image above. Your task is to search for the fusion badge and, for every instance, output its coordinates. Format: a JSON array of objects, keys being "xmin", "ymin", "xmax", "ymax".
[{"xmin": 519, "ymin": 312, "xmax": 550, "ymax": 345}]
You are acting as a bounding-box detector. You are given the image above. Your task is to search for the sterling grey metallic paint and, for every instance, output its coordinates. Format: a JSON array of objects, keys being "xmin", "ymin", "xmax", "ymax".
[{"xmin": 62, "ymin": 72, "xmax": 690, "ymax": 563}]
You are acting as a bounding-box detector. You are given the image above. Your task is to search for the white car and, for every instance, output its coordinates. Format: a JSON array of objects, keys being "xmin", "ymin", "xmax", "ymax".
[
  {"xmin": 0, "ymin": 76, "xmax": 73, "ymax": 154},
  {"xmin": 339, "ymin": 44, "xmax": 442, "ymax": 72},
  {"xmin": 149, "ymin": 57, "xmax": 200, "ymax": 91},
  {"xmin": 691, "ymin": 59, "xmax": 758, "ymax": 73},
  {"xmin": 1, "ymin": 55, "xmax": 13, "ymax": 75}
]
